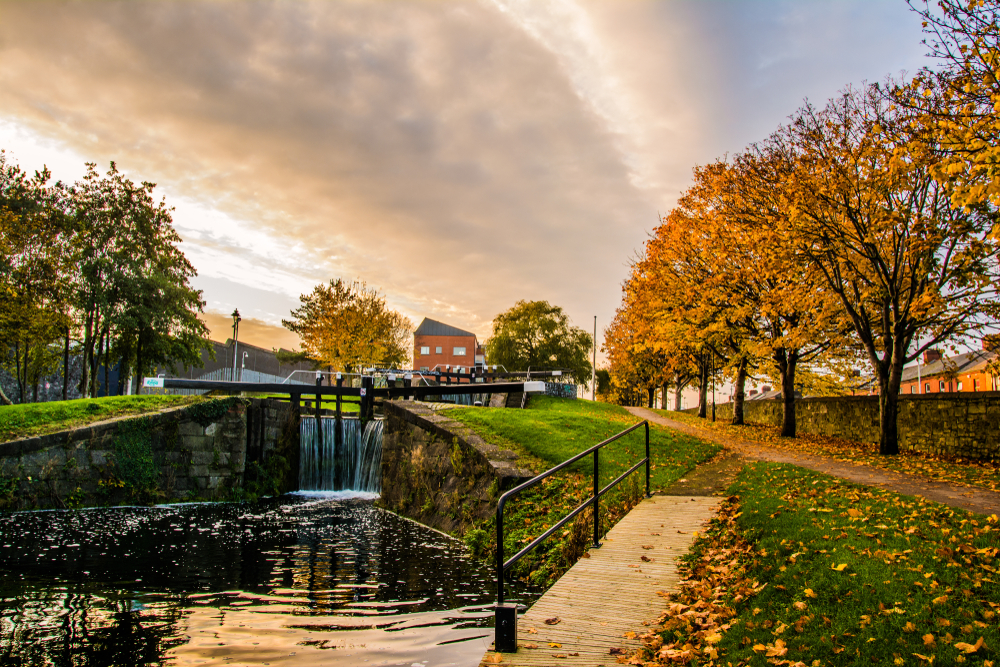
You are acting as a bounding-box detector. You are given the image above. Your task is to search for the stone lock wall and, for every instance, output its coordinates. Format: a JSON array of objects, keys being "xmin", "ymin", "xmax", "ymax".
[
  {"xmin": 378, "ymin": 400, "xmax": 533, "ymax": 535},
  {"xmin": 692, "ymin": 393, "xmax": 1000, "ymax": 460},
  {"xmin": 0, "ymin": 397, "xmax": 297, "ymax": 510}
]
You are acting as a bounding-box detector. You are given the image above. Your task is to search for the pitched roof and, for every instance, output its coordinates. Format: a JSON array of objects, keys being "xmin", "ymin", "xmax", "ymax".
[
  {"xmin": 414, "ymin": 318, "xmax": 476, "ymax": 338},
  {"xmin": 901, "ymin": 349, "xmax": 994, "ymax": 382}
]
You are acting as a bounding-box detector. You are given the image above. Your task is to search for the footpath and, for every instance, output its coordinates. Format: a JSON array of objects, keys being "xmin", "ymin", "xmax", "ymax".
[{"xmin": 626, "ymin": 406, "xmax": 1000, "ymax": 516}]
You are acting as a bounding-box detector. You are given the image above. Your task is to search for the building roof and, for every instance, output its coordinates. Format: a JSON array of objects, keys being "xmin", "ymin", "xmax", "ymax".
[
  {"xmin": 901, "ymin": 349, "xmax": 994, "ymax": 383},
  {"xmin": 414, "ymin": 318, "xmax": 476, "ymax": 338}
]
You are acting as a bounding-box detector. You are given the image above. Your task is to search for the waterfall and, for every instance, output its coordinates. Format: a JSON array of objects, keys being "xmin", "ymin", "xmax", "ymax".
[{"xmin": 299, "ymin": 418, "xmax": 384, "ymax": 493}]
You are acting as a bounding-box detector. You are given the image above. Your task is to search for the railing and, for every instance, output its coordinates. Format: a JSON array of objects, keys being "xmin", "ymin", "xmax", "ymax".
[{"xmin": 493, "ymin": 421, "xmax": 651, "ymax": 653}]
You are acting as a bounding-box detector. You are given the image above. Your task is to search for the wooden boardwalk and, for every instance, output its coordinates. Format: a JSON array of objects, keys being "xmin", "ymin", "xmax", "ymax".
[{"xmin": 480, "ymin": 495, "xmax": 719, "ymax": 666}]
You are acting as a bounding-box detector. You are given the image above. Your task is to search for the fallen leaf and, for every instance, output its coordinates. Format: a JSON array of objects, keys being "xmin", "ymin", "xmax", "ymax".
[
  {"xmin": 831, "ymin": 563, "xmax": 848, "ymax": 572},
  {"xmin": 793, "ymin": 601, "xmax": 808, "ymax": 611},
  {"xmin": 912, "ymin": 653, "xmax": 935, "ymax": 664},
  {"xmin": 955, "ymin": 637, "xmax": 986, "ymax": 654},
  {"xmin": 527, "ymin": 628, "xmax": 538, "ymax": 634},
  {"xmin": 544, "ymin": 617, "xmax": 561, "ymax": 625},
  {"xmin": 484, "ymin": 654, "xmax": 503, "ymax": 664},
  {"xmin": 923, "ymin": 634, "xmax": 935, "ymax": 647},
  {"xmin": 623, "ymin": 631, "xmax": 637, "ymax": 639},
  {"xmin": 904, "ymin": 622, "xmax": 917, "ymax": 633},
  {"xmin": 804, "ymin": 588, "xmax": 818, "ymax": 598},
  {"xmin": 932, "ymin": 595, "xmax": 949, "ymax": 605},
  {"xmin": 609, "ymin": 647, "xmax": 626, "ymax": 655},
  {"xmin": 641, "ymin": 555, "xmax": 653, "ymax": 562},
  {"xmin": 705, "ymin": 633, "xmax": 722, "ymax": 644},
  {"xmin": 548, "ymin": 643, "xmax": 562, "ymax": 648},
  {"xmin": 522, "ymin": 643, "xmax": 538, "ymax": 649},
  {"xmin": 552, "ymin": 654, "xmax": 567, "ymax": 659}
]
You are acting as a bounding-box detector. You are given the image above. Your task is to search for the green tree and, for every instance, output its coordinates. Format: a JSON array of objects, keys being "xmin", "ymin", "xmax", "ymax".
[
  {"xmin": 283, "ymin": 279, "xmax": 413, "ymax": 372},
  {"xmin": 485, "ymin": 300, "xmax": 593, "ymax": 385},
  {"xmin": 72, "ymin": 161, "xmax": 210, "ymax": 396}
]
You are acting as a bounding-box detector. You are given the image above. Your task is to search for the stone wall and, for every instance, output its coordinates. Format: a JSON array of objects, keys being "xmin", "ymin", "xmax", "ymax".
[
  {"xmin": 0, "ymin": 397, "xmax": 297, "ymax": 510},
  {"xmin": 686, "ymin": 393, "xmax": 1000, "ymax": 460},
  {"xmin": 378, "ymin": 400, "xmax": 533, "ymax": 535}
]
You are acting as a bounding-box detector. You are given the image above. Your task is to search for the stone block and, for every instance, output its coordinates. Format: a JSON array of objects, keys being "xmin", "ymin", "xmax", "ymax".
[
  {"xmin": 178, "ymin": 422, "xmax": 205, "ymax": 437},
  {"xmin": 193, "ymin": 476, "xmax": 209, "ymax": 490},
  {"xmin": 190, "ymin": 451, "xmax": 215, "ymax": 466},
  {"xmin": 190, "ymin": 465, "xmax": 210, "ymax": 477},
  {"xmin": 89, "ymin": 450, "xmax": 109, "ymax": 467},
  {"xmin": 204, "ymin": 423, "xmax": 218, "ymax": 437},
  {"xmin": 181, "ymin": 435, "xmax": 211, "ymax": 451}
]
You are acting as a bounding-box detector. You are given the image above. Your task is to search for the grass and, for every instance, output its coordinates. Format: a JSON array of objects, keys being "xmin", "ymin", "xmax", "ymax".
[
  {"xmin": 0, "ymin": 395, "xmax": 207, "ymax": 442},
  {"xmin": 637, "ymin": 462, "xmax": 1000, "ymax": 666},
  {"xmin": 656, "ymin": 408, "xmax": 1000, "ymax": 492},
  {"xmin": 447, "ymin": 396, "xmax": 722, "ymax": 587}
]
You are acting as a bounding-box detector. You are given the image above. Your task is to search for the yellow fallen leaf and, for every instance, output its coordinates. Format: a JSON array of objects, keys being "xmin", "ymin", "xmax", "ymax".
[
  {"xmin": 903, "ymin": 622, "xmax": 917, "ymax": 633},
  {"xmin": 484, "ymin": 654, "xmax": 504, "ymax": 664},
  {"xmin": 793, "ymin": 601, "xmax": 808, "ymax": 611},
  {"xmin": 955, "ymin": 637, "xmax": 986, "ymax": 654},
  {"xmin": 704, "ymin": 633, "xmax": 722, "ymax": 644},
  {"xmin": 527, "ymin": 628, "xmax": 538, "ymax": 634},
  {"xmin": 548, "ymin": 643, "xmax": 562, "ymax": 648},
  {"xmin": 623, "ymin": 631, "xmax": 636, "ymax": 640},
  {"xmin": 912, "ymin": 653, "xmax": 935, "ymax": 664},
  {"xmin": 752, "ymin": 644, "xmax": 767, "ymax": 653},
  {"xmin": 831, "ymin": 563, "xmax": 848, "ymax": 572},
  {"xmin": 932, "ymin": 595, "xmax": 949, "ymax": 605},
  {"xmin": 766, "ymin": 639, "xmax": 788, "ymax": 657},
  {"xmin": 804, "ymin": 588, "xmax": 817, "ymax": 598},
  {"xmin": 523, "ymin": 643, "xmax": 538, "ymax": 649},
  {"xmin": 923, "ymin": 633, "xmax": 935, "ymax": 646}
]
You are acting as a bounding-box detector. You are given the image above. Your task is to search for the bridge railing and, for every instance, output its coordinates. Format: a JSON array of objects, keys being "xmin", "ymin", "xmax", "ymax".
[{"xmin": 493, "ymin": 421, "xmax": 651, "ymax": 653}]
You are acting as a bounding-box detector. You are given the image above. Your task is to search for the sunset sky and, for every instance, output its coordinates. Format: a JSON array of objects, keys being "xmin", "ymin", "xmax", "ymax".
[{"xmin": 0, "ymin": 0, "xmax": 935, "ymax": 357}]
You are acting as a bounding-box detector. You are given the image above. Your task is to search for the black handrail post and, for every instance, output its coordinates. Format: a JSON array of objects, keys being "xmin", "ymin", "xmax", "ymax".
[
  {"xmin": 645, "ymin": 422, "xmax": 651, "ymax": 498},
  {"xmin": 592, "ymin": 448, "xmax": 601, "ymax": 548},
  {"xmin": 495, "ymin": 498, "xmax": 518, "ymax": 653},
  {"xmin": 335, "ymin": 373, "xmax": 343, "ymax": 490}
]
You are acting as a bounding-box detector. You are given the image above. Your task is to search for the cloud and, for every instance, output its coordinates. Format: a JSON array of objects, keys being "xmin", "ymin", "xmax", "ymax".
[{"xmin": 0, "ymin": 0, "xmax": 933, "ymax": 357}]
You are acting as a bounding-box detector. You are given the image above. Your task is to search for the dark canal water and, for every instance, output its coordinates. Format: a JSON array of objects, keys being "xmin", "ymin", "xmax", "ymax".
[{"xmin": 0, "ymin": 493, "xmax": 538, "ymax": 666}]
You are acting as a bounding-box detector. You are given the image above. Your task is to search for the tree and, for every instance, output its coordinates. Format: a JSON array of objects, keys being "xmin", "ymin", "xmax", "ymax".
[
  {"xmin": 72, "ymin": 162, "xmax": 210, "ymax": 396},
  {"xmin": 283, "ymin": 279, "xmax": 413, "ymax": 373},
  {"xmin": 485, "ymin": 300, "xmax": 593, "ymax": 384},
  {"xmin": 785, "ymin": 83, "xmax": 1000, "ymax": 454},
  {"xmin": 0, "ymin": 154, "xmax": 75, "ymax": 404},
  {"xmin": 906, "ymin": 0, "xmax": 1000, "ymax": 210}
]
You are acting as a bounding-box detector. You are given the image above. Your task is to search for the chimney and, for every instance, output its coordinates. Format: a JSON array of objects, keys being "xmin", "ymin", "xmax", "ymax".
[{"xmin": 923, "ymin": 349, "xmax": 943, "ymax": 364}]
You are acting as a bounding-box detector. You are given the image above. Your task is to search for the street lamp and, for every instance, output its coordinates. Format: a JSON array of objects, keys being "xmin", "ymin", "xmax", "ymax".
[
  {"xmin": 241, "ymin": 351, "xmax": 249, "ymax": 383},
  {"xmin": 231, "ymin": 309, "xmax": 241, "ymax": 382}
]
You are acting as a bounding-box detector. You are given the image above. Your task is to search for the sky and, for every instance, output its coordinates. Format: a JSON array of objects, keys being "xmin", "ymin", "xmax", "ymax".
[{"xmin": 0, "ymin": 0, "xmax": 935, "ymax": 358}]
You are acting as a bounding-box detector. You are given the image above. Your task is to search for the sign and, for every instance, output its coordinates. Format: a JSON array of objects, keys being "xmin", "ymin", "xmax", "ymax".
[
  {"xmin": 360, "ymin": 388, "xmax": 367, "ymax": 397},
  {"xmin": 143, "ymin": 377, "xmax": 165, "ymax": 388}
]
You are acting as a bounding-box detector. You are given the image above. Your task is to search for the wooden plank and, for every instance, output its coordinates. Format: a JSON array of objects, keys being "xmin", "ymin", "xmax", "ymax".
[{"xmin": 480, "ymin": 495, "xmax": 718, "ymax": 667}]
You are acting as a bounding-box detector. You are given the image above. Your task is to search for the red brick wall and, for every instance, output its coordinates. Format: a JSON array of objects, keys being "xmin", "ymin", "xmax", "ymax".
[
  {"xmin": 899, "ymin": 368, "xmax": 998, "ymax": 395},
  {"xmin": 413, "ymin": 334, "xmax": 478, "ymax": 371}
]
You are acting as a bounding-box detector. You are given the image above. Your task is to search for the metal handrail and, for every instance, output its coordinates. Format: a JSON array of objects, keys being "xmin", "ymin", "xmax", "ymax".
[{"xmin": 493, "ymin": 421, "xmax": 651, "ymax": 652}]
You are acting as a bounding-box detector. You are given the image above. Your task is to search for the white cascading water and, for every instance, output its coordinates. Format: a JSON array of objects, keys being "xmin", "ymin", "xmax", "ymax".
[{"xmin": 299, "ymin": 418, "xmax": 384, "ymax": 493}]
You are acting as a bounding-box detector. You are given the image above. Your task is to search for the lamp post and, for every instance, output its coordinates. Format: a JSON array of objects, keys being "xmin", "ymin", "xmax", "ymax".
[
  {"xmin": 231, "ymin": 309, "xmax": 241, "ymax": 383},
  {"xmin": 592, "ymin": 316, "xmax": 597, "ymax": 401},
  {"xmin": 241, "ymin": 351, "xmax": 249, "ymax": 383}
]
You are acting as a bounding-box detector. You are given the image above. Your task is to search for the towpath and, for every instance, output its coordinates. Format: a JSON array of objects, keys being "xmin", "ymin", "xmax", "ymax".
[
  {"xmin": 626, "ymin": 406, "xmax": 1000, "ymax": 516},
  {"xmin": 479, "ymin": 495, "xmax": 718, "ymax": 666}
]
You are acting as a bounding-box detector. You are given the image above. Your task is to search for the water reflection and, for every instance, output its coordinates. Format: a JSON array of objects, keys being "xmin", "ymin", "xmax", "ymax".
[{"xmin": 0, "ymin": 495, "xmax": 537, "ymax": 666}]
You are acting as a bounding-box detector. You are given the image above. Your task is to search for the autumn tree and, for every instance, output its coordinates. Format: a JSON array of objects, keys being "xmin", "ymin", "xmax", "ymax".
[
  {"xmin": 283, "ymin": 279, "xmax": 413, "ymax": 373},
  {"xmin": 485, "ymin": 300, "xmax": 593, "ymax": 384},
  {"xmin": 906, "ymin": 0, "xmax": 1000, "ymax": 210},
  {"xmin": 785, "ymin": 83, "xmax": 1000, "ymax": 454}
]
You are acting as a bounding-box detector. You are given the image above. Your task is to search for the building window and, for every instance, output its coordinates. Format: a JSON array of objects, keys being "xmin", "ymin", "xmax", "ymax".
[
  {"xmin": 910, "ymin": 385, "xmax": 915, "ymax": 394},
  {"xmin": 939, "ymin": 380, "xmax": 946, "ymax": 392},
  {"xmin": 420, "ymin": 366, "xmax": 429, "ymax": 372},
  {"xmin": 974, "ymin": 378, "xmax": 981, "ymax": 391},
  {"xmin": 454, "ymin": 346, "xmax": 466, "ymax": 356},
  {"xmin": 435, "ymin": 346, "xmax": 442, "ymax": 354},
  {"xmin": 420, "ymin": 346, "xmax": 430, "ymax": 355},
  {"xmin": 925, "ymin": 383, "xmax": 930, "ymax": 393},
  {"xmin": 957, "ymin": 380, "xmax": 964, "ymax": 391}
]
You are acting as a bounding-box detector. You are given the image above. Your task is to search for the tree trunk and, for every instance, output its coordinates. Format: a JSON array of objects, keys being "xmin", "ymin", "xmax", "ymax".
[
  {"xmin": 0, "ymin": 385, "xmax": 12, "ymax": 406},
  {"xmin": 661, "ymin": 382, "xmax": 669, "ymax": 409},
  {"xmin": 774, "ymin": 349, "xmax": 799, "ymax": 438},
  {"xmin": 877, "ymin": 342, "xmax": 906, "ymax": 455},
  {"xmin": 63, "ymin": 326, "xmax": 70, "ymax": 401},
  {"xmin": 134, "ymin": 332, "xmax": 143, "ymax": 395},
  {"xmin": 647, "ymin": 387, "xmax": 654, "ymax": 409},
  {"xmin": 78, "ymin": 308, "xmax": 94, "ymax": 398},
  {"xmin": 732, "ymin": 357, "xmax": 748, "ymax": 426},
  {"xmin": 697, "ymin": 354, "xmax": 709, "ymax": 419},
  {"xmin": 14, "ymin": 341, "xmax": 23, "ymax": 404}
]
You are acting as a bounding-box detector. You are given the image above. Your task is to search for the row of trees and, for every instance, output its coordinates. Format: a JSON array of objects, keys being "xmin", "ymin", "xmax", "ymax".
[
  {"xmin": 0, "ymin": 155, "xmax": 210, "ymax": 404},
  {"xmin": 605, "ymin": 0, "xmax": 1000, "ymax": 454}
]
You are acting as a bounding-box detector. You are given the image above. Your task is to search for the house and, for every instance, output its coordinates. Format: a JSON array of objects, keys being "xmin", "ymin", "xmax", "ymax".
[
  {"xmin": 898, "ymin": 348, "xmax": 997, "ymax": 394},
  {"xmin": 413, "ymin": 318, "xmax": 484, "ymax": 372}
]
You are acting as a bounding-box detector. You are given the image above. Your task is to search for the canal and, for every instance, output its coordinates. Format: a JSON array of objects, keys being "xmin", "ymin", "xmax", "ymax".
[{"xmin": 0, "ymin": 493, "xmax": 538, "ymax": 666}]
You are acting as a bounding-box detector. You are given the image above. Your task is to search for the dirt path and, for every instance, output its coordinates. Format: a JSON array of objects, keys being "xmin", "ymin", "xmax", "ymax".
[{"xmin": 627, "ymin": 406, "xmax": 1000, "ymax": 516}]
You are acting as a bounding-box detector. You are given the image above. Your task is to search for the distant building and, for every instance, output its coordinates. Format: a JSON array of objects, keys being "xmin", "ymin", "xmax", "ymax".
[
  {"xmin": 413, "ymin": 318, "xmax": 484, "ymax": 372},
  {"xmin": 898, "ymin": 348, "xmax": 997, "ymax": 394}
]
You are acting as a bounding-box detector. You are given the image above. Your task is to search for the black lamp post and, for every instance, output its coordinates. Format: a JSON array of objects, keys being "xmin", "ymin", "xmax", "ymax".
[{"xmin": 231, "ymin": 309, "xmax": 241, "ymax": 382}]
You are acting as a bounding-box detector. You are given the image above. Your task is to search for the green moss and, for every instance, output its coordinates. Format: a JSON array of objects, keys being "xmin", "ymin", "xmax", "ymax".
[{"xmin": 112, "ymin": 417, "xmax": 159, "ymax": 493}]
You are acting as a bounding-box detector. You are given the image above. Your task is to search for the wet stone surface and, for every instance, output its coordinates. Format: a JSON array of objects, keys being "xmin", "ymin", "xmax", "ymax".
[{"xmin": 0, "ymin": 495, "xmax": 539, "ymax": 666}]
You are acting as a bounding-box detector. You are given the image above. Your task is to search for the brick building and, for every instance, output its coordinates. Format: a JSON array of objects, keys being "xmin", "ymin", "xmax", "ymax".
[
  {"xmin": 898, "ymin": 348, "xmax": 998, "ymax": 394},
  {"xmin": 413, "ymin": 318, "xmax": 484, "ymax": 372}
]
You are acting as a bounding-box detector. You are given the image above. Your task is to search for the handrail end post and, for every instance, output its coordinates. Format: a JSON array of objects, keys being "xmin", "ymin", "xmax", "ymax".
[
  {"xmin": 645, "ymin": 421, "xmax": 652, "ymax": 498},
  {"xmin": 495, "ymin": 603, "xmax": 519, "ymax": 653}
]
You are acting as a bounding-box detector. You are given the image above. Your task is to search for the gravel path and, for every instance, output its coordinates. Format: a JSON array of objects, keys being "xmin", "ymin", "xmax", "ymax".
[{"xmin": 627, "ymin": 406, "xmax": 1000, "ymax": 516}]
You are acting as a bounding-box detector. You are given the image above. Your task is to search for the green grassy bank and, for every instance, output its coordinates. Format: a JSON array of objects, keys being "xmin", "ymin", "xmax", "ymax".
[
  {"xmin": 447, "ymin": 396, "xmax": 722, "ymax": 586},
  {"xmin": 0, "ymin": 395, "xmax": 207, "ymax": 443},
  {"xmin": 643, "ymin": 462, "xmax": 999, "ymax": 666}
]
